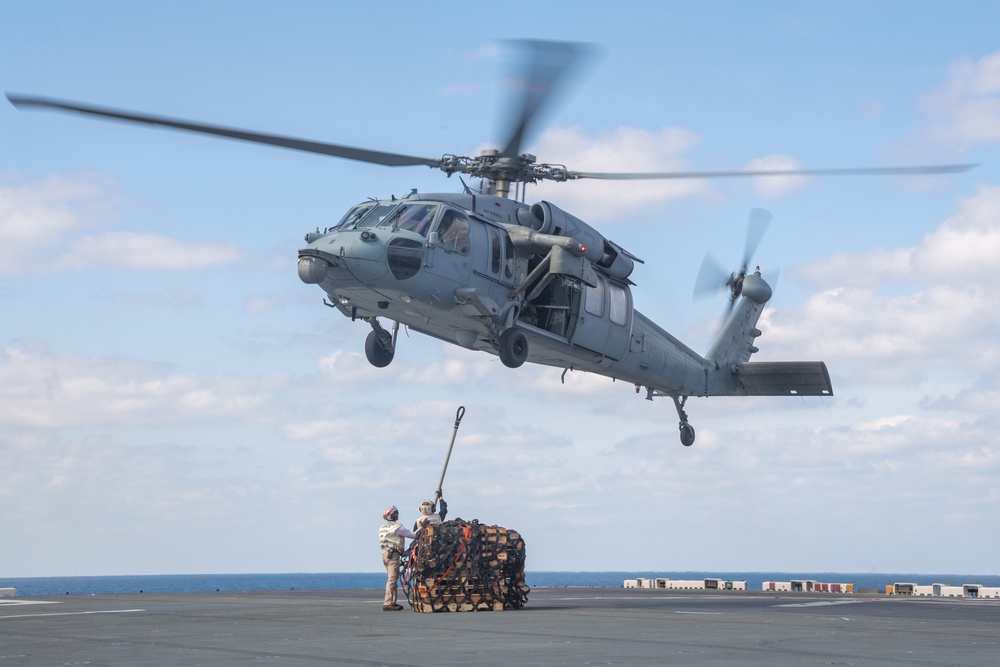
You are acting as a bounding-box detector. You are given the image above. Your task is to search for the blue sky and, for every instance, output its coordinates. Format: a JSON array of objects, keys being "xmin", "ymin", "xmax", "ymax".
[{"xmin": 3, "ymin": 1, "xmax": 1000, "ymax": 577}]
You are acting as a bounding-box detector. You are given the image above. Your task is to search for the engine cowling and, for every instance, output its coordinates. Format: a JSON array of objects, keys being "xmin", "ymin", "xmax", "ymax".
[{"xmin": 516, "ymin": 201, "xmax": 635, "ymax": 280}]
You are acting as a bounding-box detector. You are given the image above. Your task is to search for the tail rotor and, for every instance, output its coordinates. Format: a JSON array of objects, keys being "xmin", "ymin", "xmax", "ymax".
[{"xmin": 693, "ymin": 208, "xmax": 772, "ymax": 313}]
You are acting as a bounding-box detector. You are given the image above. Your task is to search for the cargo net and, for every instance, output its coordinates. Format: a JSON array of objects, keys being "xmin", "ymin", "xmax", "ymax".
[{"xmin": 401, "ymin": 518, "xmax": 529, "ymax": 612}]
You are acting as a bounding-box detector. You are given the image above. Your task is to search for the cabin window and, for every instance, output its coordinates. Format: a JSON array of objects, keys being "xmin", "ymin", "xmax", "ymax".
[
  {"xmin": 585, "ymin": 279, "xmax": 605, "ymax": 316},
  {"xmin": 504, "ymin": 235, "xmax": 515, "ymax": 278},
  {"xmin": 609, "ymin": 283, "xmax": 628, "ymax": 325},
  {"xmin": 435, "ymin": 209, "xmax": 470, "ymax": 254},
  {"xmin": 489, "ymin": 229, "xmax": 502, "ymax": 273}
]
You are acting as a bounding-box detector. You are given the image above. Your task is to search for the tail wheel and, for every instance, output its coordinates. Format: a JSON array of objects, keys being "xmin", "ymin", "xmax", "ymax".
[
  {"xmin": 680, "ymin": 424, "xmax": 696, "ymax": 447},
  {"xmin": 498, "ymin": 328, "xmax": 528, "ymax": 368},
  {"xmin": 365, "ymin": 330, "xmax": 395, "ymax": 368}
]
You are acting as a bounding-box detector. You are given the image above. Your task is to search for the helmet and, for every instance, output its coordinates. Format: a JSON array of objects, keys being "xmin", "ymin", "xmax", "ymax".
[
  {"xmin": 383, "ymin": 505, "xmax": 398, "ymax": 521},
  {"xmin": 419, "ymin": 499, "xmax": 435, "ymax": 516}
]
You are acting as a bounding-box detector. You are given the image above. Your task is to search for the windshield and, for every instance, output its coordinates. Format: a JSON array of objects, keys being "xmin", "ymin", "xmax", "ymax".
[
  {"xmin": 332, "ymin": 202, "xmax": 375, "ymax": 230},
  {"xmin": 354, "ymin": 202, "xmax": 401, "ymax": 228},
  {"xmin": 377, "ymin": 203, "xmax": 439, "ymax": 236}
]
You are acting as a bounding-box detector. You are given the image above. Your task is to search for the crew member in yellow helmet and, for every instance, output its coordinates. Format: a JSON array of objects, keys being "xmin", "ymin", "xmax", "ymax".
[{"xmin": 414, "ymin": 497, "xmax": 448, "ymax": 531}]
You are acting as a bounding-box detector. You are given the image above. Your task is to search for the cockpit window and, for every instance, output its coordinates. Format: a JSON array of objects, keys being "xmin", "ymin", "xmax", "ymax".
[
  {"xmin": 387, "ymin": 203, "xmax": 439, "ymax": 236},
  {"xmin": 354, "ymin": 203, "xmax": 401, "ymax": 228},
  {"xmin": 333, "ymin": 202, "xmax": 375, "ymax": 230},
  {"xmin": 434, "ymin": 209, "xmax": 470, "ymax": 254}
]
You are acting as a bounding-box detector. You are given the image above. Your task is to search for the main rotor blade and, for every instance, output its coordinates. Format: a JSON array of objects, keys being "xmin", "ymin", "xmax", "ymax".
[
  {"xmin": 567, "ymin": 164, "xmax": 978, "ymax": 180},
  {"xmin": 742, "ymin": 208, "xmax": 772, "ymax": 269},
  {"xmin": 499, "ymin": 40, "xmax": 592, "ymax": 159},
  {"xmin": 7, "ymin": 94, "xmax": 443, "ymax": 169}
]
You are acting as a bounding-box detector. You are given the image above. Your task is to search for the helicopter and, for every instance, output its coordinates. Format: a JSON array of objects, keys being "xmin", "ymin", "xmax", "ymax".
[{"xmin": 6, "ymin": 41, "xmax": 975, "ymax": 447}]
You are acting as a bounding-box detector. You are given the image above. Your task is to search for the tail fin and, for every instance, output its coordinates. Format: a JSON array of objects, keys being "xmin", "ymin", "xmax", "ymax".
[
  {"xmin": 706, "ymin": 271, "xmax": 833, "ymax": 397},
  {"xmin": 705, "ymin": 271, "xmax": 771, "ymax": 368}
]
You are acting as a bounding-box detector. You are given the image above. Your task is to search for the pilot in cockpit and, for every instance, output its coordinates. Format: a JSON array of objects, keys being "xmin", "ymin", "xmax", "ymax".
[{"xmin": 437, "ymin": 210, "xmax": 470, "ymax": 253}]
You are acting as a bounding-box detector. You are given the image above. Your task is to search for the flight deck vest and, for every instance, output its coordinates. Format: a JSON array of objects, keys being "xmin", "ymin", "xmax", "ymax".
[{"xmin": 379, "ymin": 521, "xmax": 404, "ymax": 554}]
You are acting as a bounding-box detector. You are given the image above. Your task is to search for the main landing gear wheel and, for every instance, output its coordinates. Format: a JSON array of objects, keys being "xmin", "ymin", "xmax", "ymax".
[
  {"xmin": 671, "ymin": 395, "xmax": 696, "ymax": 447},
  {"xmin": 497, "ymin": 328, "xmax": 528, "ymax": 368},
  {"xmin": 365, "ymin": 329, "xmax": 395, "ymax": 368}
]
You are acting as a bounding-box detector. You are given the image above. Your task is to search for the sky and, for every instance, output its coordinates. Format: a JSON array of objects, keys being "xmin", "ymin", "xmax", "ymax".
[{"xmin": 2, "ymin": 1, "xmax": 999, "ymax": 578}]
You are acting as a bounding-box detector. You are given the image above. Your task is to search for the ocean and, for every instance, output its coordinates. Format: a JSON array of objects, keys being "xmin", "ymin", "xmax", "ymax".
[{"xmin": 4, "ymin": 571, "xmax": 1000, "ymax": 597}]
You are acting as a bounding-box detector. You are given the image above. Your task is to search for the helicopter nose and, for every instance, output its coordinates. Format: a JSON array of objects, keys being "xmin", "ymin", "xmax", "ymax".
[
  {"xmin": 338, "ymin": 236, "xmax": 388, "ymax": 282},
  {"xmin": 299, "ymin": 234, "xmax": 390, "ymax": 285}
]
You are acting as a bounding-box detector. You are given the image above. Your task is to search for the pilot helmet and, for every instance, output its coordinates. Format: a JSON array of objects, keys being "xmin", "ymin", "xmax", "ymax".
[
  {"xmin": 383, "ymin": 505, "xmax": 399, "ymax": 521},
  {"xmin": 419, "ymin": 499, "xmax": 435, "ymax": 516}
]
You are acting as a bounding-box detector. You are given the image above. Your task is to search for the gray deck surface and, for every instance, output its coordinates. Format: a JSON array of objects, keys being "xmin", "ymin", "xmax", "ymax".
[{"xmin": 2, "ymin": 587, "xmax": 998, "ymax": 665}]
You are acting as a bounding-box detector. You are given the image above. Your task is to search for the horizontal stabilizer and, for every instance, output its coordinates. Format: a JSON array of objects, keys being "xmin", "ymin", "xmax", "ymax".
[{"xmin": 734, "ymin": 361, "xmax": 833, "ymax": 396}]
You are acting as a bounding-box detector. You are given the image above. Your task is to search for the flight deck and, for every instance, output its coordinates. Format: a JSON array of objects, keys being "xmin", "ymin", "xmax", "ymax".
[{"xmin": 2, "ymin": 587, "xmax": 998, "ymax": 665}]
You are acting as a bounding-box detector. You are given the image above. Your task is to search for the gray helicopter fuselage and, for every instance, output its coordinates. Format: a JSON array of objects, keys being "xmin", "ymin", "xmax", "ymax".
[{"xmin": 297, "ymin": 191, "xmax": 742, "ymax": 399}]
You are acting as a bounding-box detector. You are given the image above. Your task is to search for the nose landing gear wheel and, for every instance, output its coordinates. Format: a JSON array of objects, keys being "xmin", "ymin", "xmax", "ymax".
[{"xmin": 498, "ymin": 328, "xmax": 528, "ymax": 368}]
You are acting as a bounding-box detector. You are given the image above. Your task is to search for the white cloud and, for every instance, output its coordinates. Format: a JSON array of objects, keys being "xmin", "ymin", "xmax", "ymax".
[
  {"xmin": 762, "ymin": 185, "xmax": 1000, "ymax": 390},
  {"xmin": 55, "ymin": 231, "xmax": 243, "ymax": 271},
  {"xmin": 397, "ymin": 347, "xmax": 498, "ymax": 385},
  {"xmin": 520, "ymin": 129, "xmax": 823, "ymax": 219},
  {"xmin": 0, "ymin": 343, "xmax": 270, "ymax": 429},
  {"xmin": 607, "ymin": 411, "xmax": 998, "ymax": 534},
  {"xmin": 795, "ymin": 184, "xmax": 1000, "ymax": 289},
  {"xmin": 0, "ymin": 173, "xmax": 117, "ymax": 273},
  {"xmin": 912, "ymin": 184, "xmax": 1000, "ymax": 282},
  {"xmin": 0, "ymin": 174, "xmax": 243, "ymax": 274},
  {"xmin": 923, "ymin": 49, "xmax": 1000, "ymax": 147},
  {"xmin": 744, "ymin": 153, "xmax": 810, "ymax": 198},
  {"xmin": 526, "ymin": 125, "xmax": 707, "ymax": 221}
]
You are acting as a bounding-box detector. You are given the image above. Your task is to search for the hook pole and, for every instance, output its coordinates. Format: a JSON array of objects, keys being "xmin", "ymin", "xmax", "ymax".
[{"xmin": 435, "ymin": 406, "xmax": 465, "ymax": 502}]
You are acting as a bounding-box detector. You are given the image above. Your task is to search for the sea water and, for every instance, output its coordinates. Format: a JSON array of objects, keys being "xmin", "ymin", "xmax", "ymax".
[{"xmin": 4, "ymin": 571, "xmax": 1000, "ymax": 597}]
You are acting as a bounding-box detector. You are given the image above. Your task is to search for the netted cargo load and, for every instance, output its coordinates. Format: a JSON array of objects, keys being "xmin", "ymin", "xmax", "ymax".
[{"xmin": 401, "ymin": 518, "xmax": 529, "ymax": 612}]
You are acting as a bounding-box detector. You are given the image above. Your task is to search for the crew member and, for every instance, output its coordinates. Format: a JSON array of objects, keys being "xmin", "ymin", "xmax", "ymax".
[
  {"xmin": 379, "ymin": 505, "xmax": 417, "ymax": 611},
  {"xmin": 437, "ymin": 210, "xmax": 469, "ymax": 252},
  {"xmin": 414, "ymin": 497, "xmax": 449, "ymax": 531}
]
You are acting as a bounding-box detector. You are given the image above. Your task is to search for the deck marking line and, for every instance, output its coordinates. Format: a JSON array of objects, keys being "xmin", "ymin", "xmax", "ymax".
[{"xmin": 0, "ymin": 609, "xmax": 145, "ymax": 620}]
